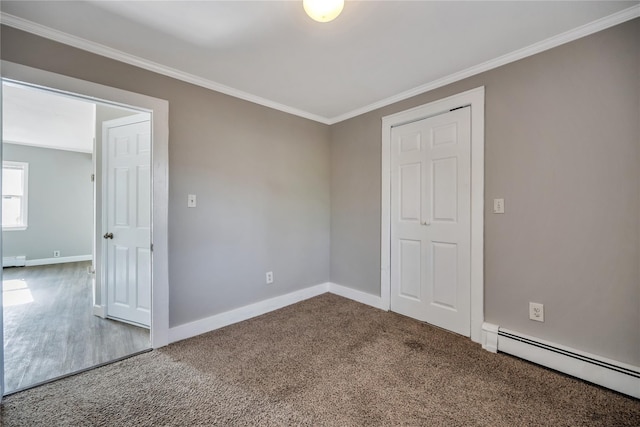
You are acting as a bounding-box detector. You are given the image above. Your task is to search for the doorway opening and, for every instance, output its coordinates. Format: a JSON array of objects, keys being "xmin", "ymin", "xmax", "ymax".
[
  {"xmin": 0, "ymin": 61, "xmax": 169, "ymax": 397},
  {"xmin": 1, "ymin": 82, "xmax": 151, "ymax": 394}
]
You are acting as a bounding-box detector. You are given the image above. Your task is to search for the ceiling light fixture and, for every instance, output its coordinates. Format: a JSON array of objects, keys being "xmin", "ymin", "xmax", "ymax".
[{"xmin": 303, "ymin": 0, "xmax": 344, "ymax": 23}]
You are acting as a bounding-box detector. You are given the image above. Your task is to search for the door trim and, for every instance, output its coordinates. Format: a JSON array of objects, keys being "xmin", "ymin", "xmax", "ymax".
[
  {"xmin": 1, "ymin": 60, "xmax": 170, "ymax": 349},
  {"xmin": 381, "ymin": 87, "xmax": 485, "ymax": 343}
]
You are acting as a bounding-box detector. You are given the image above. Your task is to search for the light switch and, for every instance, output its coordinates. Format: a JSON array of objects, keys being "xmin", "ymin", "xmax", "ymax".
[
  {"xmin": 187, "ymin": 194, "xmax": 197, "ymax": 208},
  {"xmin": 493, "ymin": 198, "xmax": 504, "ymax": 214}
]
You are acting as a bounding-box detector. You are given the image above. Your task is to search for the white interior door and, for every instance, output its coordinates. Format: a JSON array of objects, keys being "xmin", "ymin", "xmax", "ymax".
[
  {"xmin": 390, "ymin": 107, "xmax": 471, "ymax": 336},
  {"xmin": 103, "ymin": 114, "xmax": 151, "ymax": 327}
]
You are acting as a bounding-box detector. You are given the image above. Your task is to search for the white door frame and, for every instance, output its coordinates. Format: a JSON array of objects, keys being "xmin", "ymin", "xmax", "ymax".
[
  {"xmin": 381, "ymin": 87, "xmax": 485, "ymax": 343},
  {"xmin": 0, "ymin": 80, "xmax": 4, "ymax": 397},
  {"xmin": 1, "ymin": 61, "xmax": 170, "ymax": 350}
]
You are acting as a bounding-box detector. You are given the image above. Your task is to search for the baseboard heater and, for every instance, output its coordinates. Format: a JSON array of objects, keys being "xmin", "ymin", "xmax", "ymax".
[{"xmin": 490, "ymin": 326, "xmax": 640, "ymax": 399}]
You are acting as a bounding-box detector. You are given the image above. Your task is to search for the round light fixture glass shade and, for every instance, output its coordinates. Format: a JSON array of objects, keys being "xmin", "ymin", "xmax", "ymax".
[{"xmin": 303, "ymin": 0, "xmax": 344, "ymax": 23}]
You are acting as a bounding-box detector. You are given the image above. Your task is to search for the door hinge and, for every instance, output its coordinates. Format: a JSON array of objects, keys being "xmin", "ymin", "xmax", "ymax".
[
  {"xmin": 150, "ymin": 243, "xmax": 154, "ymax": 252},
  {"xmin": 91, "ymin": 173, "xmax": 95, "ymax": 182}
]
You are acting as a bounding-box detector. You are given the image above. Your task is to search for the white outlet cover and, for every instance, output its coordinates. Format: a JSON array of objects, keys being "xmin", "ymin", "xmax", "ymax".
[
  {"xmin": 529, "ymin": 302, "xmax": 544, "ymax": 322},
  {"xmin": 493, "ymin": 198, "xmax": 505, "ymax": 214},
  {"xmin": 187, "ymin": 194, "xmax": 197, "ymax": 208}
]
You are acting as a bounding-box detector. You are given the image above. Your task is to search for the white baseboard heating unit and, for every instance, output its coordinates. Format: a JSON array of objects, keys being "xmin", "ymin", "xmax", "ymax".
[{"xmin": 483, "ymin": 323, "xmax": 640, "ymax": 399}]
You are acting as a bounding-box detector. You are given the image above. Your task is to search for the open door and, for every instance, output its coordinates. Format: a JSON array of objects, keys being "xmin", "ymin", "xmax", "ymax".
[
  {"xmin": 0, "ymin": 64, "xmax": 169, "ymax": 395},
  {"xmin": 102, "ymin": 114, "xmax": 151, "ymax": 327}
]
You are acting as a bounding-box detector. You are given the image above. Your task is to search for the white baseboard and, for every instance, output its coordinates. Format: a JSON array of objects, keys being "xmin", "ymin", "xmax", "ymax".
[
  {"xmin": 92, "ymin": 304, "xmax": 106, "ymax": 318},
  {"xmin": 25, "ymin": 255, "xmax": 92, "ymax": 267},
  {"xmin": 328, "ymin": 282, "xmax": 387, "ymax": 310},
  {"xmin": 491, "ymin": 326, "xmax": 640, "ymax": 399},
  {"xmin": 167, "ymin": 281, "xmax": 389, "ymax": 345},
  {"xmin": 3, "ymin": 256, "xmax": 26, "ymax": 267},
  {"xmin": 168, "ymin": 283, "xmax": 330, "ymax": 343},
  {"xmin": 481, "ymin": 322, "xmax": 499, "ymax": 353}
]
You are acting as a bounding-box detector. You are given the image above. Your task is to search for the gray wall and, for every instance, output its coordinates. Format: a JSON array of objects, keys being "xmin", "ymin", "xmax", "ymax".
[
  {"xmin": 2, "ymin": 19, "xmax": 638, "ymax": 368},
  {"xmin": 331, "ymin": 19, "xmax": 640, "ymax": 366},
  {"xmin": 0, "ymin": 25, "xmax": 331, "ymax": 328},
  {"xmin": 2, "ymin": 143, "xmax": 93, "ymax": 260},
  {"xmin": 93, "ymin": 104, "xmax": 141, "ymax": 306}
]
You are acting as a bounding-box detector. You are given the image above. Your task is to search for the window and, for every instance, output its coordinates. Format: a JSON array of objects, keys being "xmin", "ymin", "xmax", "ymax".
[{"xmin": 2, "ymin": 161, "xmax": 29, "ymax": 231}]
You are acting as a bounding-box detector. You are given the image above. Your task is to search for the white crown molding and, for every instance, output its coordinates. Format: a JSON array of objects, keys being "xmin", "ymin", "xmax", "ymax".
[
  {"xmin": 0, "ymin": 12, "xmax": 331, "ymax": 125},
  {"xmin": 2, "ymin": 5, "xmax": 638, "ymax": 126},
  {"xmin": 327, "ymin": 4, "xmax": 640, "ymax": 124}
]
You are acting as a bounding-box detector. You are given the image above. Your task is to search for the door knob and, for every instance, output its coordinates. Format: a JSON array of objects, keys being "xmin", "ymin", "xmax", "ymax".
[{"xmin": 103, "ymin": 232, "xmax": 114, "ymax": 239}]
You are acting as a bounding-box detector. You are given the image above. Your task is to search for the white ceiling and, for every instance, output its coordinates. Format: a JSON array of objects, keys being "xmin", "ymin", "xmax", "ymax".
[
  {"xmin": 1, "ymin": 1, "xmax": 638, "ymax": 124},
  {"xmin": 2, "ymin": 83, "xmax": 96, "ymax": 153}
]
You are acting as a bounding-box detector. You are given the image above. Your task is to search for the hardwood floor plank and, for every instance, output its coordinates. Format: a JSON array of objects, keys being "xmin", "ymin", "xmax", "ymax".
[{"xmin": 2, "ymin": 261, "xmax": 149, "ymax": 394}]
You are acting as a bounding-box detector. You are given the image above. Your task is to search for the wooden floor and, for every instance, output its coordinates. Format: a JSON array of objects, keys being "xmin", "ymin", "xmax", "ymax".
[{"xmin": 2, "ymin": 261, "xmax": 149, "ymax": 394}]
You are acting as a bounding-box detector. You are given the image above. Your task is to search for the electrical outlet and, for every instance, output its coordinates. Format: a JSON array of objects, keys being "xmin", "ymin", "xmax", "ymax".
[
  {"xmin": 187, "ymin": 194, "xmax": 197, "ymax": 208},
  {"xmin": 53, "ymin": 250, "xmax": 61, "ymax": 258},
  {"xmin": 529, "ymin": 302, "xmax": 544, "ymax": 322},
  {"xmin": 493, "ymin": 198, "xmax": 505, "ymax": 214},
  {"xmin": 265, "ymin": 271, "xmax": 274, "ymax": 284}
]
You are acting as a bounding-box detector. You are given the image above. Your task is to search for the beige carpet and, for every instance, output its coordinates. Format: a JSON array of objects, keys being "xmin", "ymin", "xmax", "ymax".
[{"xmin": 2, "ymin": 294, "xmax": 639, "ymax": 426}]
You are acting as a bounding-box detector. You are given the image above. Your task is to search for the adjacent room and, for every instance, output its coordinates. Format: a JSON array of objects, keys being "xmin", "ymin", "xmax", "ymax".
[
  {"xmin": 2, "ymin": 83, "xmax": 151, "ymax": 394},
  {"xmin": 0, "ymin": 1, "xmax": 638, "ymax": 425}
]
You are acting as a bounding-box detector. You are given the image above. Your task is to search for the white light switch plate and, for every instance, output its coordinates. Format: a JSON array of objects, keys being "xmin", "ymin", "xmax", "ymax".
[
  {"xmin": 493, "ymin": 198, "xmax": 505, "ymax": 214},
  {"xmin": 187, "ymin": 194, "xmax": 197, "ymax": 208}
]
